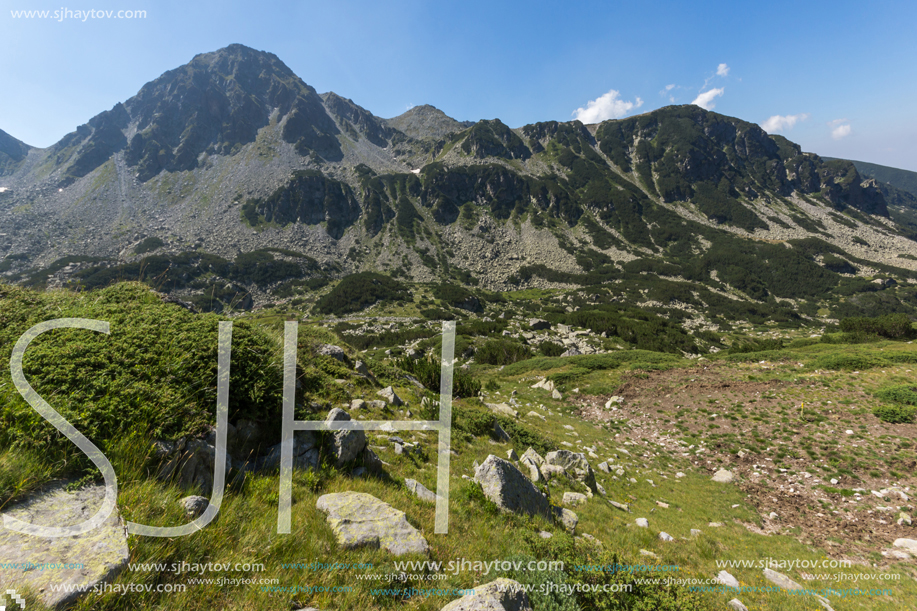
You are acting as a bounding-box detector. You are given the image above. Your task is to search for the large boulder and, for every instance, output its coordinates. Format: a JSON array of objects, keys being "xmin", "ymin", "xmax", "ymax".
[
  {"xmin": 474, "ymin": 455, "xmax": 551, "ymax": 519},
  {"xmin": 327, "ymin": 408, "xmax": 366, "ymax": 467},
  {"xmin": 257, "ymin": 431, "xmax": 319, "ymax": 472},
  {"xmin": 316, "ymin": 492, "xmax": 428, "ymax": 556},
  {"xmin": 156, "ymin": 437, "xmax": 233, "ymax": 491},
  {"xmin": 405, "ymin": 478, "xmax": 437, "ymax": 503},
  {"xmin": 377, "ymin": 386, "xmax": 404, "ymax": 406},
  {"xmin": 545, "ymin": 450, "xmax": 598, "ymax": 492},
  {"xmin": 0, "ymin": 484, "xmax": 129, "ymax": 609},
  {"xmin": 441, "ymin": 578, "xmax": 533, "ymax": 611},
  {"xmin": 318, "ymin": 344, "xmax": 346, "ymax": 361}
]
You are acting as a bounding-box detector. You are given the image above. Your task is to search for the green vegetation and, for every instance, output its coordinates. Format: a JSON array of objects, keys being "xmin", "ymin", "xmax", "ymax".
[{"xmin": 312, "ymin": 272, "xmax": 410, "ymax": 315}]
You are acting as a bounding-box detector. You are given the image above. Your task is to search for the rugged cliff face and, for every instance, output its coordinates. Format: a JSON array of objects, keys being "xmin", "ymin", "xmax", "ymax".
[{"xmin": 1, "ymin": 44, "xmax": 916, "ymax": 315}]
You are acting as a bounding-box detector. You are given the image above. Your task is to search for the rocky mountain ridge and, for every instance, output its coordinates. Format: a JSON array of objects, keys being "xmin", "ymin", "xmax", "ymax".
[{"xmin": 2, "ymin": 44, "xmax": 917, "ymax": 317}]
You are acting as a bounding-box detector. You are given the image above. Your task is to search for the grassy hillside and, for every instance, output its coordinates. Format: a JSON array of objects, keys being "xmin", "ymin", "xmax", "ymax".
[{"xmin": 1, "ymin": 282, "xmax": 916, "ymax": 610}]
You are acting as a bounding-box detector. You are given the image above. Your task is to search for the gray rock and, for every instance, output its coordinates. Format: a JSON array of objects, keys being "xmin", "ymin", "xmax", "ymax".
[
  {"xmin": 327, "ymin": 408, "xmax": 366, "ymax": 467},
  {"xmin": 0, "ymin": 483, "xmax": 129, "ymax": 608},
  {"xmin": 563, "ymin": 492, "xmax": 588, "ymax": 507},
  {"xmin": 762, "ymin": 568, "xmax": 804, "ymax": 590},
  {"xmin": 560, "ymin": 346, "xmax": 581, "ymax": 357},
  {"xmin": 539, "ymin": 531, "xmax": 553, "ymax": 539},
  {"xmin": 351, "ymin": 399, "xmax": 368, "ymax": 411},
  {"xmin": 354, "ymin": 360, "xmax": 372, "ymax": 376},
  {"xmin": 727, "ymin": 599, "xmax": 749, "ymax": 611},
  {"xmin": 715, "ymin": 570, "xmax": 740, "ymax": 588},
  {"xmin": 318, "ymin": 344, "xmax": 346, "ymax": 361},
  {"xmin": 551, "ymin": 389, "xmax": 563, "ymax": 400},
  {"xmin": 506, "ymin": 448, "xmax": 519, "ymax": 461},
  {"xmin": 316, "ymin": 492, "xmax": 428, "ymax": 556},
  {"xmin": 493, "ymin": 422, "xmax": 512, "ymax": 442},
  {"xmin": 440, "ymin": 578, "xmax": 533, "ymax": 611},
  {"xmin": 528, "ymin": 319, "xmax": 551, "ymax": 331},
  {"xmin": 541, "ymin": 464, "xmax": 566, "ymax": 480},
  {"xmin": 711, "ymin": 469, "xmax": 735, "ymax": 483},
  {"xmin": 608, "ymin": 500, "xmax": 630, "ymax": 512},
  {"xmin": 179, "ymin": 495, "xmax": 209, "ymax": 518},
  {"xmin": 377, "ymin": 386, "xmax": 404, "ymax": 406},
  {"xmin": 690, "ymin": 529, "xmax": 702, "ymax": 537},
  {"xmin": 554, "ymin": 506, "xmax": 578, "ymax": 533},
  {"xmin": 639, "ymin": 549, "xmax": 658, "ymax": 559},
  {"xmin": 258, "ymin": 431, "xmax": 319, "ymax": 471},
  {"xmin": 545, "ymin": 450, "xmax": 597, "ymax": 493},
  {"xmin": 636, "ymin": 518, "xmax": 649, "ymax": 528},
  {"xmin": 474, "ymin": 455, "xmax": 551, "ymax": 519},
  {"xmin": 487, "ymin": 402, "xmax": 519, "ymax": 418},
  {"xmin": 405, "ymin": 478, "xmax": 437, "ymax": 503},
  {"xmin": 521, "ymin": 447, "xmax": 545, "ymax": 466},
  {"xmin": 893, "ymin": 538, "xmax": 917, "ymax": 551},
  {"xmin": 658, "ymin": 531, "xmax": 673, "ymax": 541},
  {"xmin": 157, "ymin": 437, "xmax": 233, "ymax": 491},
  {"xmin": 597, "ymin": 461, "xmax": 609, "ymax": 473}
]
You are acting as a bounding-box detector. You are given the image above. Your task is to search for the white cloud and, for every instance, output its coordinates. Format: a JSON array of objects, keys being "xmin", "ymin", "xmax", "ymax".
[
  {"xmin": 691, "ymin": 88, "xmax": 724, "ymax": 110},
  {"xmin": 760, "ymin": 113, "xmax": 809, "ymax": 133},
  {"xmin": 573, "ymin": 90, "xmax": 644, "ymax": 123},
  {"xmin": 716, "ymin": 63, "xmax": 730, "ymax": 77},
  {"xmin": 831, "ymin": 123, "xmax": 852, "ymax": 139},
  {"xmin": 665, "ymin": 84, "xmax": 676, "ymax": 91}
]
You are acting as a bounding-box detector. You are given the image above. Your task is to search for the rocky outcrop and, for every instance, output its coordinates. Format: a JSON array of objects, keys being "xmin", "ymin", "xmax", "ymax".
[
  {"xmin": 316, "ymin": 492, "xmax": 428, "ymax": 556},
  {"xmin": 545, "ymin": 450, "xmax": 598, "ymax": 492},
  {"xmin": 473, "ymin": 455, "xmax": 550, "ymax": 519},
  {"xmin": 327, "ymin": 408, "xmax": 366, "ymax": 467},
  {"xmin": 440, "ymin": 578, "xmax": 533, "ymax": 611},
  {"xmin": 0, "ymin": 484, "xmax": 129, "ymax": 609}
]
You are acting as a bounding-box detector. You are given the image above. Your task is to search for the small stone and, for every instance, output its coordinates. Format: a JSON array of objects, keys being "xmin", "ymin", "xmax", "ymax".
[
  {"xmin": 538, "ymin": 530, "xmax": 553, "ymax": 539},
  {"xmin": 716, "ymin": 570, "xmax": 740, "ymax": 588},
  {"xmin": 639, "ymin": 549, "xmax": 658, "ymax": 559},
  {"xmin": 690, "ymin": 529, "xmax": 702, "ymax": 537},
  {"xmin": 440, "ymin": 578, "xmax": 533, "ymax": 611},
  {"xmin": 893, "ymin": 538, "xmax": 917, "ymax": 552},
  {"xmin": 727, "ymin": 599, "xmax": 749, "ymax": 611},
  {"xmin": 636, "ymin": 518, "xmax": 649, "ymax": 528},
  {"xmin": 404, "ymin": 478, "xmax": 437, "ymax": 503},
  {"xmin": 658, "ymin": 531, "xmax": 673, "ymax": 541},
  {"xmin": 552, "ymin": 389, "xmax": 563, "ymax": 400},
  {"xmin": 179, "ymin": 495, "xmax": 209, "ymax": 518},
  {"xmin": 708, "ymin": 522, "xmax": 724, "ymax": 527},
  {"xmin": 656, "ymin": 501, "xmax": 669, "ymax": 508},
  {"xmin": 563, "ymin": 492, "xmax": 588, "ymax": 507},
  {"xmin": 377, "ymin": 386, "xmax": 404, "ymax": 406},
  {"xmin": 712, "ymin": 469, "xmax": 734, "ymax": 483},
  {"xmin": 318, "ymin": 344, "xmax": 345, "ymax": 361},
  {"xmin": 350, "ymin": 399, "xmax": 367, "ymax": 411},
  {"xmin": 898, "ymin": 512, "xmax": 912, "ymax": 526},
  {"xmin": 507, "ymin": 449, "xmax": 519, "ymax": 461}
]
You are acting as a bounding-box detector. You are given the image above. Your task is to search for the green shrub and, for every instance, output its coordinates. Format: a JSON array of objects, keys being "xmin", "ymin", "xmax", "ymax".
[
  {"xmin": 539, "ymin": 340, "xmax": 566, "ymax": 357},
  {"xmin": 476, "ymin": 339, "xmax": 533, "ymax": 366},
  {"xmin": 0, "ymin": 283, "xmax": 285, "ymax": 476},
  {"xmin": 839, "ymin": 313, "xmax": 917, "ymax": 340},
  {"xmin": 875, "ymin": 385, "xmax": 917, "ymax": 406},
  {"xmin": 313, "ymin": 272, "xmax": 410, "ymax": 315},
  {"xmin": 873, "ymin": 404, "xmax": 917, "ymax": 424},
  {"xmin": 394, "ymin": 356, "xmax": 481, "ymax": 399}
]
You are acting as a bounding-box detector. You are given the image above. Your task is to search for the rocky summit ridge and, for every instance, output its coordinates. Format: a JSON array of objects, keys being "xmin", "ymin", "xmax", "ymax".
[{"xmin": 2, "ymin": 43, "xmax": 917, "ymax": 318}]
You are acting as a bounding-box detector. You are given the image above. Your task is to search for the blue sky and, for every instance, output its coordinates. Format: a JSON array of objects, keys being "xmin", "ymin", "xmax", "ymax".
[{"xmin": 2, "ymin": 0, "xmax": 916, "ymax": 170}]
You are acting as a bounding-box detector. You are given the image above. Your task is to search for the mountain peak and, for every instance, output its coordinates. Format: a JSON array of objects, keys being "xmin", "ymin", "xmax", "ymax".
[
  {"xmin": 385, "ymin": 104, "xmax": 472, "ymax": 140},
  {"xmin": 0, "ymin": 128, "xmax": 32, "ymax": 176}
]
